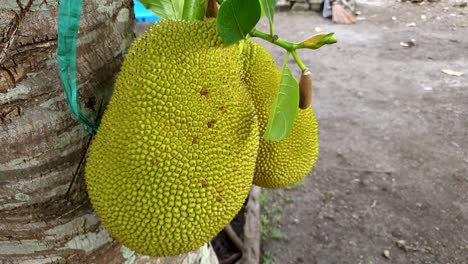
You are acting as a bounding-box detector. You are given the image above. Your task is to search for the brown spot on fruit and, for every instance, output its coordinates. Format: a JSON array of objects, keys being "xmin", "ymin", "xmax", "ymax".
[
  {"xmin": 192, "ymin": 136, "xmax": 199, "ymax": 144},
  {"xmin": 201, "ymin": 180, "xmax": 208, "ymax": 187},
  {"xmin": 216, "ymin": 196, "xmax": 223, "ymax": 202},
  {"xmin": 152, "ymin": 159, "xmax": 158, "ymax": 165},
  {"xmin": 207, "ymin": 119, "xmax": 216, "ymax": 128},
  {"xmin": 200, "ymin": 88, "xmax": 208, "ymax": 96}
]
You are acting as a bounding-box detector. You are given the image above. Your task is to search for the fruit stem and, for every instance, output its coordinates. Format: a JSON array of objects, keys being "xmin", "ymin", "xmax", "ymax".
[
  {"xmin": 249, "ymin": 28, "xmax": 300, "ymax": 51},
  {"xmin": 206, "ymin": 0, "xmax": 218, "ymax": 17},
  {"xmin": 250, "ymin": 28, "xmax": 307, "ymax": 71},
  {"xmin": 291, "ymin": 50, "xmax": 307, "ymax": 72}
]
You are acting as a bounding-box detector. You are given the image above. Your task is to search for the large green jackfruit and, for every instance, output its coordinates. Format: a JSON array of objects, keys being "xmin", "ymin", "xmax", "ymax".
[
  {"xmin": 85, "ymin": 20, "xmax": 259, "ymax": 256},
  {"xmin": 240, "ymin": 42, "xmax": 319, "ymax": 188}
]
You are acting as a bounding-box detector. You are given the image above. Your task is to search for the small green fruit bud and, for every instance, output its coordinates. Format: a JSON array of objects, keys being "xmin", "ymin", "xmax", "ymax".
[{"xmin": 300, "ymin": 33, "xmax": 337, "ymax": 49}]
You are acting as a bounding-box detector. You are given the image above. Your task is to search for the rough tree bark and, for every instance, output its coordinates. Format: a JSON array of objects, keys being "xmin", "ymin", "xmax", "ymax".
[{"xmin": 0, "ymin": 0, "xmax": 218, "ymax": 263}]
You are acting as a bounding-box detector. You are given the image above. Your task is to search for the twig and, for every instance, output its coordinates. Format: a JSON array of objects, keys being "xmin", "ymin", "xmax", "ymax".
[
  {"xmin": 220, "ymin": 252, "xmax": 241, "ymax": 264},
  {"xmin": 249, "ymin": 28, "xmax": 300, "ymax": 51},
  {"xmin": 65, "ymin": 135, "xmax": 93, "ymax": 197},
  {"xmin": 224, "ymin": 224, "xmax": 246, "ymax": 253}
]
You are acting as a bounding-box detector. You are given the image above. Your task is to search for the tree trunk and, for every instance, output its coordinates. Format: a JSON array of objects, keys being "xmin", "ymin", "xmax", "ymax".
[{"xmin": 0, "ymin": 1, "xmax": 218, "ymax": 263}]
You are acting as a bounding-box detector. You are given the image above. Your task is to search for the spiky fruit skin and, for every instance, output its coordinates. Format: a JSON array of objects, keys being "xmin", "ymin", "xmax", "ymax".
[
  {"xmin": 85, "ymin": 20, "xmax": 259, "ymax": 256},
  {"xmin": 240, "ymin": 42, "xmax": 319, "ymax": 188}
]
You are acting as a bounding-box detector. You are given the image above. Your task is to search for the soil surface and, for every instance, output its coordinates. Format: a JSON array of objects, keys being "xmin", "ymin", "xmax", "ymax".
[{"xmin": 259, "ymin": 1, "xmax": 468, "ymax": 264}]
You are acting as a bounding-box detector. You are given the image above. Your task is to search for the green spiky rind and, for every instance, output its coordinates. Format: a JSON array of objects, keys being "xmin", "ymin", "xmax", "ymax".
[
  {"xmin": 240, "ymin": 42, "xmax": 319, "ymax": 188},
  {"xmin": 85, "ymin": 19, "xmax": 258, "ymax": 256}
]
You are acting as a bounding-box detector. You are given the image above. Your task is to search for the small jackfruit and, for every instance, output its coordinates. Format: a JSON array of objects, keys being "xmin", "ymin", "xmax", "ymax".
[
  {"xmin": 85, "ymin": 20, "xmax": 259, "ymax": 256},
  {"xmin": 299, "ymin": 70, "xmax": 313, "ymax": 109},
  {"xmin": 240, "ymin": 42, "xmax": 319, "ymax": 188}
]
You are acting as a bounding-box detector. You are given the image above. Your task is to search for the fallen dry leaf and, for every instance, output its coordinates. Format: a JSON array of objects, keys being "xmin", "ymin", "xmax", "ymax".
[
  {"xmin": 400, "ymin": 39, "xmax": 416, "ymax": 48},
  {"xmin": 441, "ymin": 69, "xmax": 464, "ymax": 77},
  {"xmin": 383, "ymin": 249, "xmax": 391, "ymax": 259}
]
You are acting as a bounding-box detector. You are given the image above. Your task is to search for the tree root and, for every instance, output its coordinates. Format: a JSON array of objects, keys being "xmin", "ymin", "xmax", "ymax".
[
  {"xmin": 225, "ymin": 224, "xmax": 246, "ymax": 254},
  {"xmin": 224, "ymin": 186, "xmax": 261, "ymax": 264}
]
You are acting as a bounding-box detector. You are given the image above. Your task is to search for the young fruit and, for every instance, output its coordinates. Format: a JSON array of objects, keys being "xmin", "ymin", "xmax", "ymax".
[
  {"xmin": 239, "ymin": 42, "xmax": 319, "ymax": 188},
  {"xmin": 299, "ymin": 70, "xmax": 313, "ymax": 109}
]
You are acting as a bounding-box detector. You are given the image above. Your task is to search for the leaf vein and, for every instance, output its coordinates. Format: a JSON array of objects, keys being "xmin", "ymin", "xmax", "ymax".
[{"xmin": 228, "ymin": 2, "xmax": 245, "ymax": 37}]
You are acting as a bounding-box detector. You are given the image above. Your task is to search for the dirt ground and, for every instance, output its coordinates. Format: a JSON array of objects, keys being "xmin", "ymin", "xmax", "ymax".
[{"xmin": 258, "ymin": 1, "xmax": 468, "ymax": 264}]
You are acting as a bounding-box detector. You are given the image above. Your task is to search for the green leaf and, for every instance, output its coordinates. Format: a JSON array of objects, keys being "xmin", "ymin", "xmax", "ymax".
[
  {"xmin": 182, "ymin": 0, "xmax": 207, "ymax": 21},
  {"xmin": 263, "ymin": 64, "xmax": 299, "ymax": 142},
  {"xmin": 217, "ymin": 0, "xmax": 261, "ymax": 45},
  {"xmin": 261, "ymin": 0, "xmax": 275, "ymax": 23},
  {"xmin": 139, "ymin": 0, "xmax": 184, "ymax": 20}
]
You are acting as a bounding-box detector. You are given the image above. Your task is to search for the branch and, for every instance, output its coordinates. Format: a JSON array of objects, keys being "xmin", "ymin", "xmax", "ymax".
[
  {"xmin": 224, "ymin": 224, "xmax": 246, "ymax": 253},
  {"xmin": 249, "ymin": 28, "xmax": 300, "ymax": 51},
  {"xmin": 249, "ymin": 28, "xmax": 307, "ymax": 71}
]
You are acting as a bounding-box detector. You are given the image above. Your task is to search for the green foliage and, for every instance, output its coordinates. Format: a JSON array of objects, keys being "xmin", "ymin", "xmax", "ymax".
[
  {"xmin": 216, "ymin": 0, "xmax": 261, "ymax": 44},
  {"xmin": 261, "ymin": 190, "xmax": 286, "ymax": 241},
  {"xmin": 260, "ymin": 0, "xmax": 275, "ymax": 23},
  {"xmin": 266, "ymin": 205, "xmax": 284, "ymax": 215},
  {"xmin": 262, "ymin": 252, "xmax": 275, "ymax": 264},
  {"xmin": 261, "ymin": 215, "xmax": 270, "ymax": 226},
  {"xmin": 270, "ymin": 229, "xmax": 288, "ymax": 240},
  {"xmin": 282, "ymin": 196, "xmax": 294, "ymax": 204},
  {"xmin": 273, "ymin": 215, "xmax": 282, "ymax": 224},
  {"xmin": 140, "ymin": 0, "xmax": 206, "ymax": 20},
  {"xmin": 263, "ymin": 58, "xmax": 299, "ymax": 142},
  {"xmin": 260, "ymin": 0, "xmax": 275, "ymax": 35},
  {"xmin": 259, "ymin": 190, "xmax": 269, "ymax": 205},
  {"xmin": 182, "ymin": 0, "xmax": 207, "ymax": 20},
  {"xmin": 139, "ymin": 0, "xmax": 184, "ymax": 20}
]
